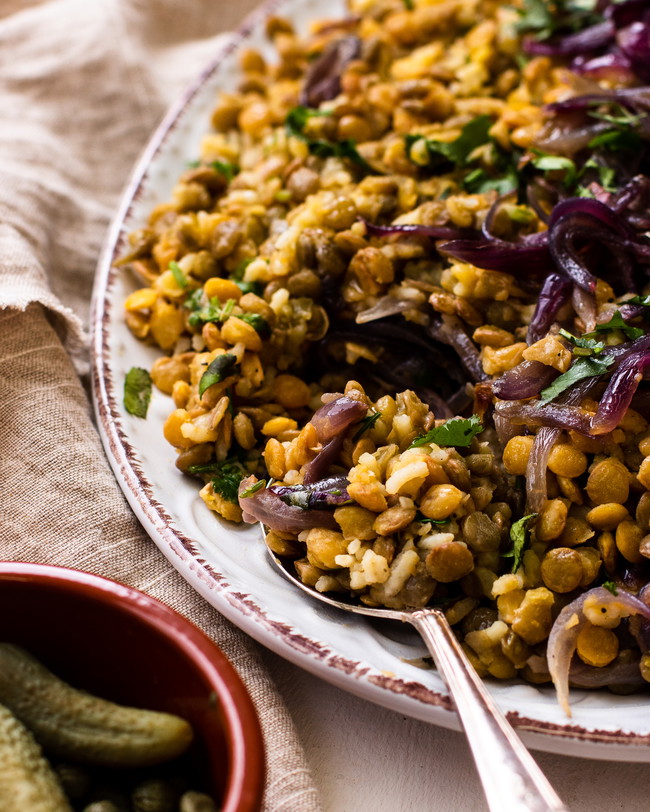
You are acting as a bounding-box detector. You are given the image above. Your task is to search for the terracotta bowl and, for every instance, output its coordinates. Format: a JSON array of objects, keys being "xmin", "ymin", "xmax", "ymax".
[{"xmin": 0, "ymin": 562, "xmax": 265, "ymax": 811}]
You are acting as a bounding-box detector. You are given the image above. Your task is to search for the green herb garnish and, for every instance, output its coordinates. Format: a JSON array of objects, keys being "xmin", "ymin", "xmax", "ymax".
[
  {"xmin": 503, "ymin": 513, "xmax": 538, "ymax": 573},
  {"xmin": 515, "ymin": 0, "xmax": 601, "ymax": 41},
  {"xmin": 286, "ymin": 106, "xmax": 377, "ymax": 173},
  {"xmin": 169, "ymin": 260, "xmax": 188, "ymax": 289},
  {"xmin": 240, "ymin": 479, "xmax": 267, "ymax": 498},
  {"xmin": 625, "ymin": 294, "xmax": 650, "ymax": 307},
  {"xmin": 231, "ymin": 258, "xmax": 254, "ymax": 282},
  {"xmin": 124, "ymin": 367, "xmax": 152, "ymax": 419},
  {"xmin": 352, "ymin": 412, "xmax": 382, "ymax": 442},
  {"xmin": 538, "ymin": 355, "xmax": 615, "ymax": 404},
  {"xmin": 187, "ymin": 457, "xmax": 246, "ymax": 503},
  {"xmin": 558, "ymin": 328, "xmax": 605, "ymax": 356},
  {"xmin": 406, "ymin": 115, "xmax": 492, "ymax": 170},
  {"xmin": 198, "ymin": 353, "xmax": 238, "ymax": 397},
  {"xmin": 414, "ymin": 513, "xmax": 450, "ymax": 525},
  {"xmin": 584, "ymin": 310, "xmax": 645, "ymax": 342},
  {"xmin": 237, "ymin": 312, "xmax": 271, "ymax": 337},
  {"xmin": 531, "ymin": 153, "xmax": 578, "ymax": 188},
  {"xmin": 187, "ymin": 297, "xmax": 236, "ymax": 328},
  {"xmin": 602, "ymin": 580, "xmax": 618, "ymax": 596},
  {"xmin": 211, "ymin": 160, "xmax": 238, "ymax": 182},
  {"xmin": 403, "ymin": 0, "xmax": 414, "ymax": 7},
  {"xmin": 411, "ymin": 414, "xmax": 484, "ymax": 448},
  {"xmin": 234, "ymin": 279, "xmax": 263, "ymax": 296}
]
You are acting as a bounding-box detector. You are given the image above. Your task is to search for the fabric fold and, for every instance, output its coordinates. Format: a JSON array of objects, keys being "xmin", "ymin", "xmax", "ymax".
[{"xmin": 0, "ymin": 0, "xmax": 323, "ymax": 807}]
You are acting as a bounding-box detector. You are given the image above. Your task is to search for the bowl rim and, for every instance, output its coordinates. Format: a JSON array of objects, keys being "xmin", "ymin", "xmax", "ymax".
[{"xmin": 0, "ymin": 561, "xmax": 266, "ymax": 812}]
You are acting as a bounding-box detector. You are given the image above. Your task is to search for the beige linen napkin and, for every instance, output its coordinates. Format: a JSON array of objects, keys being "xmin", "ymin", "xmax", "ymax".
[{"xmin": 0, "ymin": 1, "xmax": 322, "ymax": 809}]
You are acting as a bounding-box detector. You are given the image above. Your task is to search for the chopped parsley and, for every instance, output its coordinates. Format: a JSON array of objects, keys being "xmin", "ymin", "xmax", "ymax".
[
  {"xmin": 406, "ymin": 116, "xmax": 520, "ymax": 194},
  {"xmin": 625, "ymin": 294, "xmax": 650, "ymax": 307},
  {"xmin": 231, "ymin": 258, "xmax": 254, "ymax": 282},
  {"xmin": 211, "ymin": 160, "xmax": 239, "ymax": 182},
  {"xmin": 503, "ymin": 513, "xmax": 538, "ymax": 574},
  {"xmin": 234, "ymin": 280, "xmax": 263, "ymax": 296},
  {"xmin": 124, "ymin": 367, "xmax": 152, "ymax": 419},
  {"xmin": 584, "ymin": 311, "xmax": 645, "ymax": 342},
  {"xmin": 187, "ymin": 296, "xmax": 236, "ymax": 328},
  {"xmin": 515, "ymin": 0, "xmax": 601, "ymax": 41},
  {"xmin": 169, "ymin": 260, "xmax": 188, "ymax": 289},
  {"xmin": 405, "ymin": 116, "xmax": 493, "ymax": 169},
  {"xmin": 411, "ymin": 414, "xmax": 484, "ymax": 448},
  {"xmin": 237, "ymin": 312, "xmax": 270, "ymax": 337},
  {"xmin": 285, "ymin": 106, "xmax": 377, "ymax": 173},
  {"xmin": 352, "ymin": 411, "xmax": 382, "ymax": 442},
  {"xmin": 198, "ymin": 353, "xmax": 238, "ymax": 397},
  {"xmin": 239, "ymin": 479, "xmax": 267, "ymax": 498},
  {"xmin": 602, "ymin": 580, "xmax": 618, "ymax": 596},
  {"xmin": 414, "ymin": 513, "xmax": 450, "ymax": 525},
  {"xmin": 538, "ymin": 355, "xmax": 615, "ymax": 404},
  {"xmin": 558, "ymin": 328, "xmax": 605, "ymax": 357},
  {"xmin": 187, "ymin": 457, "xmax": 246, "ymax": 503},
  {"xmin": 531, "ymin": 153, "xmax": 578, "ymax": 188}
]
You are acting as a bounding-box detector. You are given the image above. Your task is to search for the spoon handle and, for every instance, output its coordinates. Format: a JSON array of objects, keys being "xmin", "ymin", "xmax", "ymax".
[{"xmin": 409, "ymin": 609, "xmax": 568, "ymax": 812}]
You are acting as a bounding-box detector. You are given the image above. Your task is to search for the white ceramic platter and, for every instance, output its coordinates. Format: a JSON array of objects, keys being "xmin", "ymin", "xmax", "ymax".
[{"xmin": 91, "ymin": 0, "xmax": 650, "ymax": 761}]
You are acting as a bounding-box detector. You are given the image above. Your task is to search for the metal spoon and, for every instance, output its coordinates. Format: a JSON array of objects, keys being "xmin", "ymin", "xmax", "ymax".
[{"xmin": 263, "ymin": 535, "xmax": 568, "ymax": 812}]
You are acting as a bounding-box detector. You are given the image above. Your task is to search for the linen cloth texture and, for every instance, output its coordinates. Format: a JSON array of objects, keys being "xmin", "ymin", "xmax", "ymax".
[{"xmin": 0, "ymin": 1, "xmax": 322, "ymax": 810}]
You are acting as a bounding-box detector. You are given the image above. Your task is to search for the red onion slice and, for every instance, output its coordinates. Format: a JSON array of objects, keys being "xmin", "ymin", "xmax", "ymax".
[
  {"xmin": 547, "ymin": 586, "xmax": 650, "ymax": 716},
  {"xmin": 310, "ymin": 395, "xmax": 368, "ymax": 442},
  {"xmin": 238, "ymin": 476, "xmax": 339, "ymax": 532},
  {"xmin": 492, "ymin": 361, "xmax": 560, "ymax": 400}
]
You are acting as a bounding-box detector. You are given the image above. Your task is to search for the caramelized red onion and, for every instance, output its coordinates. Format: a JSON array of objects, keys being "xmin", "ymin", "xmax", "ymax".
[
  {"xmin": 547, "ymin": 586, "xmax": 650, "ymax": 716},
  {"xmin": 303, "ymin": 394, "xmax": 368, "ymax": 484},
  {"xmin": 491, "ymin": 361, "xmax": 560, "ymax": 400},
  {"xmin": 271, "ymin": 475, "xmax": 351, "ymax": 509},
  {"xmin": 590, "ymin": 336, "xmax": 650, "ymax": 435},
  {"xmin": 238, "ymin": 476, "xmax": 340, "ymax": 532},
  {"xmin": 309, "ymin": 395, "xmax": 368, "ymax": 442},
  {"xmin": 299, "ymin": 35, "xmax": 361, "ymax": 107},
  {"xmin": 438, "ymin": 231, "xmax": 553, "ymax": 277},
  {"xmin": 363, "ymin": 219, "xmax": 467, "ymax": 242},
  {"xmin": 526, "ymin": 273, "xmax": 572, "ymax": 344}
]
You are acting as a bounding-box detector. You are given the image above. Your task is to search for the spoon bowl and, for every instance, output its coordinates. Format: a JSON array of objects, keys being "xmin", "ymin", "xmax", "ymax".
[{"xmin": 263, "ymin": 531, "xmax": 568, "ymax": 812}]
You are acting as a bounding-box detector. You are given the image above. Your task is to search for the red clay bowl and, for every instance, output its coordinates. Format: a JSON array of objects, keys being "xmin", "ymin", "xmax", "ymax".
[{"xmin": 0, "ymin": 562, "xmax": 265, "ymax": 812}]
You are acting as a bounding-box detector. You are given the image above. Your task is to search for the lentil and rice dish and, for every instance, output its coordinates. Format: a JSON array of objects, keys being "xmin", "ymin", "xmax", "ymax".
[{"xmin": 119, "ymin": 0, "xmax": 650, "ymax": 714}]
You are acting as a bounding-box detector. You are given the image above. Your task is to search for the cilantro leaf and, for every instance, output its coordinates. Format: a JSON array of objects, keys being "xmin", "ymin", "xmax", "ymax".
[
  {"xmin": 602, "ymin": 580, "xmax": 618, "ymax": 596},
  {"xmin": 585, "ymin": 311, "xmax": 644, "ymax": 342},
  {"xmin": 199, "ymin": 353, "xmax": 238, "ymax": 397},
  {"xmin": 558, "ymin": 328, "xmax": 605, "ymax": 356},
  {"xmin": 414, "ymin": 512, "xmax": 450, "ymax": 525},
  {"xmin": 352, "ymin": 411, "xmax": 382, "ymax": 442},
  {"xmin": 514, "ymin": 0, "xmax": 555, "ymax": 38},
  {"xmin": 187, "ymin": 297, "xmax": 236, "ymax": 328},
  {"xmin": 211, "ymin": 160, "xmax": 238, "ymax": 182},
  {"xmin": 234, "ymin": 279, "xmax": 263, "ymax": 296},
  {"xmin": 531, "ymin": 153, "xmax": 577, "ymax": 188},
  {"xmin": 539, "ymin": 355, "xmax": 615, "ymax": 404},
  {"xmin": 231, "ymin": 258, "xmax": 254, "ymax": 282},
  {"xmin": 187, "ymin": 457, "xmax": 246, "ymax": 503},
  {"xmin": 286, "ymin": 106, "xmax": 378, "ymax": 174},
  {"xmin": 124, "ymin": 367, "xmax": 152, "ymax": 419},
  {"xmin": 411, "ymin": 414, "xmax": 483, "ymax": 448},
  {"xmin": 169, "ymin": 260, "xmax": 188, "ymax": 289},
  {"xmin": 237, "ymin": 312, "xmax": 271, "ymax": 337},
  {"xmin": 503, "ymin": 513, "xmax": 538, "ymax": 574},
  {"xmin": 240, "ymin": 479, "xmax": 267, "ymax": 498},
  {"xmin": 406, "ymin": 116, "xmax": 492, "ymax": 169},
  {"xmin": 625, "ymin": 294, "xmax": 650, "ymax": 307}
]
